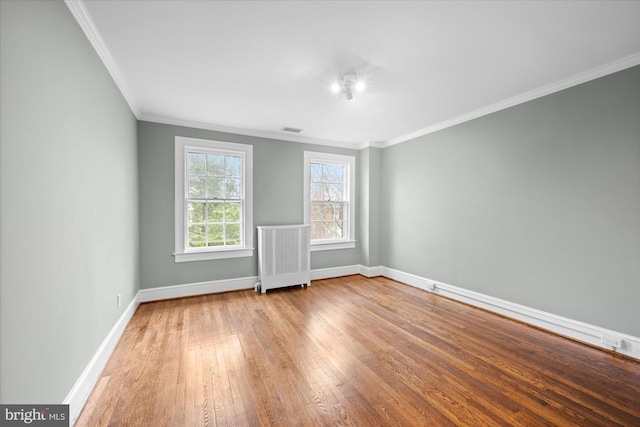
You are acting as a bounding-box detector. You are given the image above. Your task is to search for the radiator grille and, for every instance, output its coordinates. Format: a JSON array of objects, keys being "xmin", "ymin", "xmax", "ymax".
[{"xmin": 258, "ymin": 225, "xmax": 310, "ymax": 293}]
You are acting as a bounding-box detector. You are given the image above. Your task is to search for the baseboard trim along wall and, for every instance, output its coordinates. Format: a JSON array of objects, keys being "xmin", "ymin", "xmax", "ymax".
[
  {"xmin": 138, "ymin": 276, "xmax": 258, "ymax": 302},
  {"xmin": 359, "ymin": 264, "xmax": 384, "ymax": 277},
  {"xmin": 381, "ymin": 266, "xmax": 640, "ymax": 361},
  {"xmin": 311, "ymin": 265, "xmax": 385, "ymax": 280},
  {"xmin": 64, "ymin": 293, "xmax": 140, "ymax": 425},
  {"xmin": 66, "ymin": 264, "xmax": 640, "ymax": 425},
  {"xmin": 311, "ymin": 265, "xmax": 360, "ymax": 280}
]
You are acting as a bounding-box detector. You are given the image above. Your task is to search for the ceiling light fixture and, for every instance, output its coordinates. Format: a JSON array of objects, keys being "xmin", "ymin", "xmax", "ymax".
[{"xmin": 331, "ymin": 74, "xmax": 365, "ymax": 100}]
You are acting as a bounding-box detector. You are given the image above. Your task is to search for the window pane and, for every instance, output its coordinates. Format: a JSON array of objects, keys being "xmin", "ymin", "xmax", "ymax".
[
  {"xmin": 310, "ymin": 222, "xmax": 323, "ymax": 240},
  {"xmin": 226, "ymin": 202, "xmax": 241, "ymax": 222},
  {"xmin": 311, "ymin": 163, "xmax": 323, "ymax": 182},
  {"xmin": 310, "ymin": 183, "xmax": 323, "ymax": 201},
  {"xmin": 326, "ymin": 183, "xmax": 343, "ymax": 201},
  {"xmin": 312, "ymin": 202, "xmax": 344, "ymax": 221},
  {"xmin": 188, "ymin": 202, "xmax": 205, "ymax": 224},
  {"xmin": 225, "ymin": 224, "xmax": 241, "ymax": 242},
  {"xmin": 226, "ymin": 178, "xmax": 240, "ymax": 198},
  {"xmin": 207, "ymin": 202, "xmax": 223, "ymax": 222},
  {"xmin": 207, "ymin": 154, "xmax": 224, "ymax": 176},
  {"xmin": 324, "ymin": 163, "xmax": 344, "ymax": 183},
  {"xmin": 321, "ymin": 183, "xmax": 331, "ymax": 201},
  {"xmin": 310, "ymin": 204, "xmax": 323, "ymax": 220},
  {"xmin": 207, "ymin": 224, "xmax": 223, "ymax": 242},
  {"xmin": 188, "ymin": 176, "xmax": 206, "ymax": 198},
  {"xmin": 334, "ymin": 164, "xmax": 344, "ymax": 183},
  {"xmin": 324, "ymin": 221, "xmax": 344, "ymax": 239},
  {"xmin": 320, "ymin": 203, "xmax": 333, "ymax": 220},
  {"xmin": 207, "ymin": 178, "xmax": 225, "ymax": 199},
  {"xmin": 329, "ymin": 203, "xmax": 344, "ymax": 220},
  {"xmin": 188, "ymin": 153, "xmax": 206, "ymax": 175},
  {"xmin": 225, "ymin": 156, "xmax": 241, "ymax": 177},
  {"xmin": 323, "ymin": 221, "xmax": 333, "ymax": 239},
  {"xmin": 188, "ymin": 225, "xmax": 206, "ymax": 245}
]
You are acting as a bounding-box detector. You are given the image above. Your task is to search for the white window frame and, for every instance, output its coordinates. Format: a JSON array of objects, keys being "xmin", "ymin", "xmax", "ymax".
[
  {"xmin": 174, "ymin": 136, "xmax": 253, "ymax": 262},
  {"xmin": 304, "ymin": 151, "xmax": 356, "ymax": 251}
]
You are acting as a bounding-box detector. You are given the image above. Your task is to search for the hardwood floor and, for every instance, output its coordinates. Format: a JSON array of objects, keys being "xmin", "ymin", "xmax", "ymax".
[{"xmin": 76, "ymin": 275, "xmax": 640, "ymax": 426}]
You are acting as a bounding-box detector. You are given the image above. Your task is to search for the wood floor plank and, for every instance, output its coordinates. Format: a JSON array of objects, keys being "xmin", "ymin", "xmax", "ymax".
[{"xmin": 76, "ymin": 275, "xmax": 640, "ymax": 426}]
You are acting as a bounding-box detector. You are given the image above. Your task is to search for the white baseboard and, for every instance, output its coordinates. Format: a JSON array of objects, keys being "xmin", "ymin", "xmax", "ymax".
[
  {"xmin": 311, "ymin": 264, "xmax": 385, "ymax": 280},
  {"xmin": 358, "ymin": 264, "xmax": 384, "ymax": 277},
  {"xmin": 139, "ymin": 265, "xmax": 378, "ymax": 303},
  {"xmin": 311, "ymin": 265, "xmax": 360, "ymax": 280},
  {"xmin": 63, "ymin": 293, "xmax": 140, "ymax": 425},
  {"xmin": 138, "ymin": 276, "xmax": 258, "ymax": 302},
  {"xmin": 66, "ymin": 264, "xmax": 639, "ymax": 425},
  {"xmin": 64, "ymin": 276, "xmax": 256, "ymax": 425},
  {"xmin": 64, "ymin": 267, "xmax": 359, "ymax": 423},
  {"xmin": 382, "ymin": 267, "xmax": 640, "ymax": 361}
]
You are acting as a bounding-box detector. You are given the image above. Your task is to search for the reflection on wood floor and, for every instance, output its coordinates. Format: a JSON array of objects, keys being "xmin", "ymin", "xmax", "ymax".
[{"xmin": 76, "ymin": 275, "xmax": 640, "ymax": 426}]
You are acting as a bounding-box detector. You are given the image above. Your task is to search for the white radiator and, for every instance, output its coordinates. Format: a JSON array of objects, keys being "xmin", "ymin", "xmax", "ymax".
[{"xmin": 256, "ymin": 225, "xmax": 310, "ymax": 294}]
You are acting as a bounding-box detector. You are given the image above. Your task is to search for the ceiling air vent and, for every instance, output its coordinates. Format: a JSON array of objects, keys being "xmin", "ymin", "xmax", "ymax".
[{"xmin": 282, "ymin": 127, "xmax": 303, "ymax": 133}]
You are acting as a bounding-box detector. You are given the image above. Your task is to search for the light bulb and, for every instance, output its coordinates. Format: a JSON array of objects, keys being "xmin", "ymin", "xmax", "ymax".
[
  {"xmin": 355, "ymin": 81, "xmax": 365, "ymax": 92},
  {"xmin": 331, "ymin": 82, "xmax": 341, "ymax": 93}
]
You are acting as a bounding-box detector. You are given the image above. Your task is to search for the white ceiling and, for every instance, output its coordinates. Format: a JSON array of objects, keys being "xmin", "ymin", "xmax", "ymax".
[{"xmin": 70, "ymin": 0, "xmax": 640, "ymax": 149}]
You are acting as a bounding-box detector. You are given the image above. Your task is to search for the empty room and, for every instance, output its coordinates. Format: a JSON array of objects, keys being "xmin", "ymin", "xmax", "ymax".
[{"xmin": 1, "ymin": 0, "xmax": 639, "ymax": 425}]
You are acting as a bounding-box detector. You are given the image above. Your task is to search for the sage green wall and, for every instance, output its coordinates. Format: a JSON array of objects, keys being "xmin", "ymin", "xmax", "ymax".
[
  {"xmin": 359, "ymin": 147, "xmax": 382, "ymax": 267},
  {"xmin": 137, "ymin": 121, "xmax": 360, "ymax": 289},
  {"xmin": 0, "ymin": 0, "xmax": 139, "ymax": 403},
  {"xmin": 3, "ymin": 1, "xmax": 636, "ymax": 408},
  {"xmin": 381, "ymin": 66, "xmax": 640, "ymax": 336}
]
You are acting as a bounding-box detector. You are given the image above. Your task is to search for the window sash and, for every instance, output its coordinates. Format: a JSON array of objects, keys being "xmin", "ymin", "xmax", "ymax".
[
  {"xmin": 183, "ymin": 149, "xmax": 245, "ymax": 252},
  {"xmin": 175, "ymin": 137, "xmax": 253, "ymax": 262},
  {"xmin": 310, "ymin": 201, "xmax": 348, "ymax": 241},
  {"xmin": 185, "ymin": 199, "xmax": 244, "ymax": 249},
  {"xmin": 303, "ymin": 151, "xmax": 355, "ymax": 248},
  {"xmin": 309, "ymin": 161, "xmax": 349, "ymax": 242}
]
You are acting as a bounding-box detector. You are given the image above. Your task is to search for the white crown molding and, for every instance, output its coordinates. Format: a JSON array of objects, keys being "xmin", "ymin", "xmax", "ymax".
[
  {"xmin": 64, "ymin": 0, "xmax": 639, "ymax": 152},
  {"xmin": 133, "ymin": 49, "xmax": 640, "ymax": 151},
  {"xmin": 64, "ymin": 0, "xmax": 141, "ymax": 117},
  {"xmin": 382, "ymin": 53, "xmax": 640, "ymax": 148},
  {"xmin": 138, "ymin": 113, "xmax": 368, "ymax": 150}
]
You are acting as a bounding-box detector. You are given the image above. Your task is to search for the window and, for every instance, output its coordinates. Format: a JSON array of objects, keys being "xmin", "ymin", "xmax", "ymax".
[
  {"xmin": 304, "ymin": 151, "xmax": 355, "ymax": 251},
  {"xmin": 174, "ymin": 137, "xmax": 253, "ymax": 262}
]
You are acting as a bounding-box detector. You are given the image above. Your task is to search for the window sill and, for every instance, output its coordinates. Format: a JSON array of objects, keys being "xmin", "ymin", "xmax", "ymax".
[
  {"xmin": 174, "ymin": 248, "xmax": 254, "ymax": 263},
  {"xmin": 310, "ymin": 241, "xmax": 356, "ymax": 252}
]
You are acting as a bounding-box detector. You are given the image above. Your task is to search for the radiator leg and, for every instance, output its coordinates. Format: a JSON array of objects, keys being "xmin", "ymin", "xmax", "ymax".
[{"xmin": 254, "ymin": 282, "xmax": 261, "ymax": 293}]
